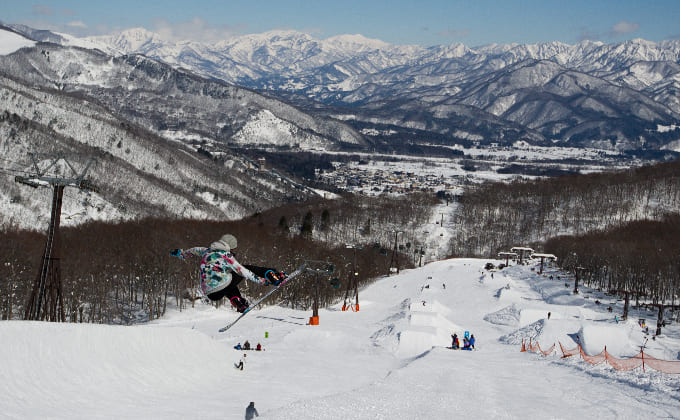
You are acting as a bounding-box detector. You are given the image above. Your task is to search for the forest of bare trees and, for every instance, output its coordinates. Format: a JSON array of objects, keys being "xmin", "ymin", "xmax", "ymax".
[
  {"xmin": 453, "ymin": 159, "xmax": 680, "ymax": 256},
  {"xmin": 4, "ymin": 153, "xmax": 679, "ymax": 325},
  {"xmin": 0, "ymin": 193, "xmax": 436, "ymax": 323},
  {"xmin": 545, "ymin": 215, "xmax": 680, "ymax": 308},
  {"xmin": 453, "ymin": 159, "xmax": 680, "ymax": 308}
]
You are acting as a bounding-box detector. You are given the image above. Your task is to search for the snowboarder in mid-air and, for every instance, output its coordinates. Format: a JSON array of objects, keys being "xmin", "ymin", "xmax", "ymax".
[{"xmin": 171, "ymin": 233, "xmax": 285, "ymax": 312}]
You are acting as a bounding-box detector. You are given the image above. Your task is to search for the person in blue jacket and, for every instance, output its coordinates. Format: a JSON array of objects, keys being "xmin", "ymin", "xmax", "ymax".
[{"xmin": 469, "ymin": 334, "xmax": 476, "ymax": 350}]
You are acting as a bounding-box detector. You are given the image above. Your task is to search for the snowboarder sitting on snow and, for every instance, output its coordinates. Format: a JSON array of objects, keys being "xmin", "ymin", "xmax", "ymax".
[
  {"xmin": 244, "ymin": 340, "xmax": 251, "ymax": 350},
  {"xmin": 256, "ymin": 343, "xmax": 262, "ymax": 351},
  {"xmin": 234, "ymin": 342, "xmax": 242, "ymax": 350},
  {"xmin": 171, "ymin": 233, "xmax": 286, "ymax": 313},
  {"xmin": 451, "ymin": 333, "xmax": 459, "ymax": 349}
]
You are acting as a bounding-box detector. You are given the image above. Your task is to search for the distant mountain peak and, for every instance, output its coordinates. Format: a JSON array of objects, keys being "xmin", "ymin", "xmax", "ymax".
[{"xmin": 325, "ymin": 33, "xmax": 391, "ymax": 51}]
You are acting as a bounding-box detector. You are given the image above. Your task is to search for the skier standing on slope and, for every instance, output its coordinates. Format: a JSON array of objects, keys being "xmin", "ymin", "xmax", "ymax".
[
  {"xmin": 171, "ymin": 234, "xmax": 285, "ymax": 312},
  {"xmin": 245, "ymin": 401, "xmax": 259, "ymax": 419}
]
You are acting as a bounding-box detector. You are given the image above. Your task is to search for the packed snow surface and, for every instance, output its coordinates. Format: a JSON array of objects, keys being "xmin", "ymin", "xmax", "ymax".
[
  {"xmin": 1, "ymin": 259, "xmax": 679, "ymax": 419},
  {"xmin": 0, "ymin": 30, "xmax": 34, "ymax": 55}
]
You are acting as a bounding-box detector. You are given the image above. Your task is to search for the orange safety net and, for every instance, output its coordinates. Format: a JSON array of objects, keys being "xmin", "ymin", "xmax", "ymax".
[
  {"xmin": 526, "ymin": 339, "xmax": 680, "ymax": 374},
  {"xmin": 605, "ymin": 351, "xmax": 643, "ymax": 371},
  {"xmin": 644, "ymin": 354, "xmax": 680, "ymax": 374},
  {"xmin": 537, "ymin": 342, "xmax": 555, "ymax": 356},
  {"xmin": 529, "ymin": 341, "xmax": 540, "ymax": 352},
  {"xmin": 559, "ymin": 342, "xmax": 579, "ymax": 358},
  {"xmin": 580, "ymin": 346, "xmax": 606, "ymax": 365}
]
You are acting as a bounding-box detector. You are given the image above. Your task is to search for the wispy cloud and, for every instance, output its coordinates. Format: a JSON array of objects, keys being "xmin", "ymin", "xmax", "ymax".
[
  {"xmin": 609, "ymin": 21, "xmax": 639, "ymax": 38},
  {"xmin": 577, "ymin": 21, "xmax": 641, "ymax": 42},
  {"xmin": 577, "ymin": 27, "xmax": 600, "ymax": 42},
  {"xmin": 32, "ymin": 5, "xmax": 54, "ymax": 16},
  {"xmin": 67, "ymin": 21, "xmax": 87, "ymax": 29},
  {"xmin": 150, "ymin": 17, "xmax": 245, "ymax": 43},
  {"xmin": 437, "ymin": 28, "xmax": 470, "ymax": 39}
]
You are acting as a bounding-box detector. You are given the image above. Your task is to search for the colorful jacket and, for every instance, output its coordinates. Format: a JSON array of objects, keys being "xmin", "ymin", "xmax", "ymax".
[{"xmin": 178, "ymin": 247, "xmax": 267, "ymax": 295}]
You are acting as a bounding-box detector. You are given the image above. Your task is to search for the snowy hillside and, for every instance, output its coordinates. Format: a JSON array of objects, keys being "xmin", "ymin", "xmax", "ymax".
[
  {"xmin": 0, "ymin": 27, "xmax": 34, "ymax": 55},
  {"xmin": 0, "ymin": 27, "xmax": 366, "ymax": 230},
  {"xmin": 2, "ymin": 258, "xmax": 678, "ymax": 419}
]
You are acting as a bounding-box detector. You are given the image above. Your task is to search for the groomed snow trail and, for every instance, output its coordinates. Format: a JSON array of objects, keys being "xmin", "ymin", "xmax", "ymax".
[{"xmin": 1, "ymin": 258, "xmax": 679, "ymax": 419}]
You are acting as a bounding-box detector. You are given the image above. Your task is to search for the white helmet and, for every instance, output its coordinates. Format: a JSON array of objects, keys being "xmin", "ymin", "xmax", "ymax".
[{"xmin": 210, "ymin": 234, "xmax": 237, "ymax": 251}]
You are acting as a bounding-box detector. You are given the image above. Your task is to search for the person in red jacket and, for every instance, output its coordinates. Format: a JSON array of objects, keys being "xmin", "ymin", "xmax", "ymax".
[
  {"xmin": 451, "ymin": 333, "xmax": 460, "ymax": 349},
  {"xmin": 171, "ymin": 234, "xmax": 284, "ymax": 312}
]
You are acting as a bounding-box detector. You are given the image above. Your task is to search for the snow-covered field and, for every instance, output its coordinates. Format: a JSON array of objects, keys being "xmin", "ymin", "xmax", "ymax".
[{"xmin": 2, "ymin": 258, "xmax": 679, "ymax": 419}]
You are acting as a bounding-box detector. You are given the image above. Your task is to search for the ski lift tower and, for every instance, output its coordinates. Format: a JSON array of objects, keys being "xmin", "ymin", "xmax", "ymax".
[
  {"xmin": 342, "ymin": 244, "xmax": 360, "ymax": 312},
  {"xmin": 498, "ymin": 252, "xmax": 517, "ymax": 267},
  {"xmin": 305, "ymin": 261, "xmax": 335, "ymax": 325},
  {"xmin": 15, "ymin": 153, "xmax": 97, "ymax": 321},
  {"xmin": 388, "ymin": 230, "xmax": 404, "ymax": 275},
  {"xmin": 532, "ymin": 253, "xmax": 557, "ymax": 274},
  {"xmin": 510, "ymin": 246, "xmax": 534, "ymax": 264}
]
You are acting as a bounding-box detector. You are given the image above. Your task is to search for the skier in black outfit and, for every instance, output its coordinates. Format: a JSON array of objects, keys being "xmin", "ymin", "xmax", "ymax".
[{"xmin": 245, "ymin": 401, "xmax": 259, "ymax": 419}]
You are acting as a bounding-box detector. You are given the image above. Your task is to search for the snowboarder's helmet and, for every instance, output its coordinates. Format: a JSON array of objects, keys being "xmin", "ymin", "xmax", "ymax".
[{"xmin": 211, "ymin": 234, "xmax": 237, "ymax": 251}]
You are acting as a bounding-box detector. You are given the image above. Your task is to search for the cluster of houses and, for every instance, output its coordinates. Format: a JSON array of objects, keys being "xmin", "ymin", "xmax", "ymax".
[{"xmin": 315, "ymin": 162, "xmax": 461, "ymax": 194}]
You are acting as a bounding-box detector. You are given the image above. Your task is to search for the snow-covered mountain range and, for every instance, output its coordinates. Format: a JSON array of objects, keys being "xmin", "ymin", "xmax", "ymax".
[
  {"xmin": 2, "ymin": 22, "xmax": 680, "ymax": 231},
  {"xmin": 5, "ymin": 22, "xmax": 680, "ymax": 152},
  {"xmin": 0, "ymin": 26, "xmax": 354, "ymax": 230},
  {"xmin": 66, "ymin": 27, "xmax": 680, "ymax": 152}
]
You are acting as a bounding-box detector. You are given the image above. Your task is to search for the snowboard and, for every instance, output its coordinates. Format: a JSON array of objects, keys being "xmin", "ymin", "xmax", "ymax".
[{"xmin": 218, "ymin": 262, "xmax": 308, "ymax": 333}]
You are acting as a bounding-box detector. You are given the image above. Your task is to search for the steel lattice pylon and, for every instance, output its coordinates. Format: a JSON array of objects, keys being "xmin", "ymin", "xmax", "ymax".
[
  {"xmin": 24, "ymin": 185, "xmax": 65, "ymax": 321},
  {"xmin": 16, "ymin": 153, "xmax": 97, "ymax": 322}
]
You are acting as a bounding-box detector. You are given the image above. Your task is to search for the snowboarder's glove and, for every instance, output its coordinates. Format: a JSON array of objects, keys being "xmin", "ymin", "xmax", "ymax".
[
  {"xmin": 170, "ymin": 249, "xmax": 184, "ymax": 259},
  {"xmin": 264, "ymin": 270, "xmax": 283, "ymax": 286}
]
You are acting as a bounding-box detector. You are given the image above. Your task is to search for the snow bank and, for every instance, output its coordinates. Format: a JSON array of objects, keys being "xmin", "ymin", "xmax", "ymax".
[
  {"xmin": 0, "ymin": 29, "xmax": 35, "ymax": 55},
  {"xmin": 0, "ymin": 321, "xmax": 234, "ymax": 418},
  {"xmin": 484, "ymin": 304, "xmax": 521, "ymax": 326},
  {"xmin": 578, "ymin": 320, "xmax": 643, "ymax": 357},
  {"xmin": 396, "ymin": 300, "xmax": 462, "ymax": 357}
]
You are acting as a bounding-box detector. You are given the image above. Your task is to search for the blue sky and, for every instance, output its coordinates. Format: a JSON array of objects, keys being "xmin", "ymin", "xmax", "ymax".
[{"xmin": 2, "ymin": 0, "xmax": 679, "ymax": 46}]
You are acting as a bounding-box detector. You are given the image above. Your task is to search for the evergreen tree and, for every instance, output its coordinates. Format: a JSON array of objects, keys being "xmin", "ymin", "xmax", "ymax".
[
  {"xmin": 320, "ymin": 209, "xmax": 330, "ymax": 232},
  {"xmin": 278, "ymin": 216, "xmax": 289, "ymax": 232},
  {"xmin": 300, "ymin": 211, "xmax": 313, "ymax": 237}
]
